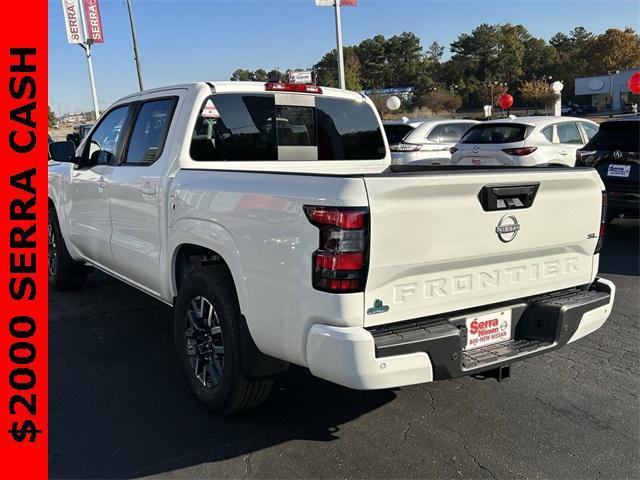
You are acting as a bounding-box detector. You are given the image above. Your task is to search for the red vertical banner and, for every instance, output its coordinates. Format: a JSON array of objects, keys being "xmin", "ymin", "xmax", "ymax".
[
  {"xmin": 0, "ymin": 0, "xmax": 48, "ymax": 478},
  {"xmin": 82, "ymin": 0, "xmax": 105, "ymax": 43}
]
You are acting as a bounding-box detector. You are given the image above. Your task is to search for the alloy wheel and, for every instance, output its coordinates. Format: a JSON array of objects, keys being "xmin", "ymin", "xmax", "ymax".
[
  {"xmin": 48, "ymin": 221, "xmax": 58, "ymax": 278},
  {"xmin": 185, "ymin": 296, "xmax": 224, "ymax": 388}
]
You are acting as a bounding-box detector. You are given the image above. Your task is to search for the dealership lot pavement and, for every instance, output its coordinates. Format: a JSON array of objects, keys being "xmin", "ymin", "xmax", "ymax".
[{"xmin": 50, "ymin": 220, "xmax": 639, "ymax": 479}]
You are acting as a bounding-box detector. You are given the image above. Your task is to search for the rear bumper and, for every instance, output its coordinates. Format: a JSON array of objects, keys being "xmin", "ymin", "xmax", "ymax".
[{"xmin": 306, "ymin": 278, "xmax": 614, "ymax": 390}]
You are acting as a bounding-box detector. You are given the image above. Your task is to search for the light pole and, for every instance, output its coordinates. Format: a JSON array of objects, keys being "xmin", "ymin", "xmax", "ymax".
[
  {"xmin": 334, "ymin": 0, "xmax": 345, "ymax": 89},
  {"xmin": 607, "ymin": 70, "xmax": 619, "ymax": 116},
  {"xmin": 126, "ymin": 0, "xmax": 144, "ymax": 91},
  {"xmin": 449, "ymin": 84, "xmax": 458, "ymax": 118},
  {"xmin": 485, "ymin": 80, "xmax": 500, "ymax": 118}
]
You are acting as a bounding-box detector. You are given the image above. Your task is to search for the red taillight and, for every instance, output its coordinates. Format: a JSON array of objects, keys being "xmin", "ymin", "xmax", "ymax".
[
  {"xmin": 265, "ymin": 82, "xmax": 323, "ymax": 94},
  {"xmin": 314, "ymin": 252, "xmax": 363, "ymax": 270},
  {"xmin": 304, "ymin": 206, "xmax": 364, "ymax": 229},
  {"xmin": 450, "ymin": 147, "xmax": 458, "ymax": 155},
  {"xmin": 304, "ymin": 206, "xmax": 369, "ymax": 293},
  {"xmin": 502, "ymin": 147, "xmax": 538, "ymax": 156},
  {"xmin": 595, "ymin": 191, "xmax": 607, "ymax": 253}
]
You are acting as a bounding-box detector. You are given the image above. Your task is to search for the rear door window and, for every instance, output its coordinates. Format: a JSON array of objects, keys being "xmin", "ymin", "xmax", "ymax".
[
  {"xmin": 384, "ymin": 124, "xmax": 415, "ymax": 144},
  {"xmin": 557, "ymin": 122, "xmax": 583, "ymax": 144},
  {"xmin": 461, "ymin": 124, "xmax": 528, "ymax": 144},
  {"xmin": 440, "ymin": 123, "xmax": 473, "ymax": 143},
  {"xmin": 584, "ymin": 121, "xmax": 640, "ymax": 152},
  {"xmin": 580, "ymin": 122, "xmax": 599, "ymax": 141},
  {"xmin": 191, "ymin": 94, "xmax": 385, "ymax": 161},
  {"xmin": 426, "ymin": 125, "xmax": 443, "ymax": 143},
  {"xmin": 125, "ymin": 98, "xmax": 176, "ymax": 164},
  {"xmin": 541, "ymin": 125, "xmax": 555, "ymax": 143}
]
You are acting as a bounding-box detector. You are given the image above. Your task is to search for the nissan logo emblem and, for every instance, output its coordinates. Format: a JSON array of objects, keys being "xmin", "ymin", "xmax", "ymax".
[{"xmin": 496, "ymin": 215, "xmax": 520, "ymax": 243}]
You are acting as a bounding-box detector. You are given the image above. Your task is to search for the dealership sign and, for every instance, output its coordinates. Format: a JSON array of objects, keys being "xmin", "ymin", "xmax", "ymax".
[
  {"xmin": 61, "ymin": 0, "xmax": 85, "ymax": 43},
  {"xmin": 82, "ymin": 0, "xmax": 104, "ymax": 43},
  {"xmin": 315, "ymin": 0, "xmax": 357, "ymax": 6},
  {"xmin": 288, "ymin": 71, "xmax": 313, "ymax": 84}
]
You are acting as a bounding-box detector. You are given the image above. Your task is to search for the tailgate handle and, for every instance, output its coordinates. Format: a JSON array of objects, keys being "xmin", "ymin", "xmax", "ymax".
[{"xmin": 479, "ymin": 183, "xmax": 539, "ymax": 211}]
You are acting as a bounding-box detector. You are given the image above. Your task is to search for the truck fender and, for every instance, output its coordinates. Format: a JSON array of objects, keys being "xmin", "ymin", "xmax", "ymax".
[{"xmin": 169, "ymin": 218, "xmax": 288, "ymax": 377}]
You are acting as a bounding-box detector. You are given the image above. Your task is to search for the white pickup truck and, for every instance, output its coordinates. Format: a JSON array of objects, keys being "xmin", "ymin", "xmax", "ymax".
[{"xmin": 48, "ymin": 81, "xmax": 615, "ymax": 414}]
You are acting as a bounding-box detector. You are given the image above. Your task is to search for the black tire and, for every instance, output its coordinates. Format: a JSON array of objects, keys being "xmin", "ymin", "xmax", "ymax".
[
  {"xmin": 174, "ymin": 265, "xmax": 273, "ymax": 414},
  {"xmin": 48, "ymin": 207, "xmax": 87, "ymax": 290}
]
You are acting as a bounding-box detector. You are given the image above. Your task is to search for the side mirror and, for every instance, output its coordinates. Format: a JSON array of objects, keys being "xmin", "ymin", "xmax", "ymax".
[{"xmin": 48, "ymin": 141, "xmax": 78, "ymax": 164}]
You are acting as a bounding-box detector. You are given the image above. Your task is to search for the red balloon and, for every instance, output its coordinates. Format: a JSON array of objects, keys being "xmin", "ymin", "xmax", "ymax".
[
  {"xmin": 498, "ymin": 93, "xmax": 514, "ymax": 109},
  {"xmin": 628, "ymin": 71, "xmax": 640, "ymax": 94}
]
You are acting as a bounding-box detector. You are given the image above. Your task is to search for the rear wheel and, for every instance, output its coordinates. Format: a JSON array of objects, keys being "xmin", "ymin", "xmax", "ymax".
[
  {"xmin": 48, "ymin": 207, "xmax": 87, "ymax": 290},
  {"xmin": 174, "ymin": 265, "xmax": 273, "ymax": 414}
]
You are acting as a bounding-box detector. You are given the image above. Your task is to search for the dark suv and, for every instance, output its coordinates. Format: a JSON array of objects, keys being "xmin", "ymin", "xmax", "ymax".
[{"xmin": 577, "ymin": 118, "xmax": 639, "ymax": 221}]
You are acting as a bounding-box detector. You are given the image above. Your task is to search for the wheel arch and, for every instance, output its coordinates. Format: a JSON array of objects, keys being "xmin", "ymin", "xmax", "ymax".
[
  {"xmin": 171, "ymin": 241, "xmax": 289, "ymax": 378},
  {"xmin": 169, "ymin": 220, "xmax": 251, "ymax": 320}
]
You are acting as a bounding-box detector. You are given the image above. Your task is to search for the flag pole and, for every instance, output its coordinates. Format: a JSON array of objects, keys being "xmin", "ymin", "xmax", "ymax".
[{"xmin": 77, "ymin": 0, "xmax": 100, "ymax": 120}]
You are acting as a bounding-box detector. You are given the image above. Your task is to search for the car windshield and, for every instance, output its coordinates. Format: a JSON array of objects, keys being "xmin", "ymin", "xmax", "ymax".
[
  {"xmin": 191, "ymin": 94, "xmax": 386, "ymax": 161},
  {"xmin": 584, "ymin": 121, "xmax": 640, "ymax": 152},
  {"xmin": 383, "ymin": 124, "xmax": 415, "ymax": 144},
  {"xmin": 461, "ymin": 124, "xmax": 529, "ymax": 144}
]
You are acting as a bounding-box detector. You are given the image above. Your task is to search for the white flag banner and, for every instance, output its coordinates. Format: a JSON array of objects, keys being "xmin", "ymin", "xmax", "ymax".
[{"xmin": 61, "ymin": 0, "xmax": 85, "ymax": 43}]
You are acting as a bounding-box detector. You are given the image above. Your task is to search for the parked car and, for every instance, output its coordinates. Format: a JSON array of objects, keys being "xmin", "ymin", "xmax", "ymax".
[
  {"xmin": 384, "ymin": 119, "xmax": 478, "ymax": 165},
  {"xmin": 66, "ymin": 123, "xmax": 94, "ymax": 146},
  {"xmin": 48, "ymin": 81, "xmax": 614, "ymax": 414},
  {"xmin": 450, "ymin": 116, "xmax": 599, "ymax": 167},
  {"xmin": 577, "ymin": 118, "xmax": 639, "ymax": 221}
]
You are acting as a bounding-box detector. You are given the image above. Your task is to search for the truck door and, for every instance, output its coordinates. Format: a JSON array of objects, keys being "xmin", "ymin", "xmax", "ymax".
[
  {"xmin": 65, "ymin": 105, "xmax": 132, "ymax": 267},
  {"xmin": 107, "ymin": 94, "xmax": 181, "ymax": 294}
]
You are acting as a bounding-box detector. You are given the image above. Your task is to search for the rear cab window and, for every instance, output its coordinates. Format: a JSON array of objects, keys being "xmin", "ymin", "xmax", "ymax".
[
  {"xmin": 190, "ymin": 93, "xmax": 386, "ymax": 161},
  {"xmin": 460, "ymin": 123, "xmax": 529, "ymax": 144}
]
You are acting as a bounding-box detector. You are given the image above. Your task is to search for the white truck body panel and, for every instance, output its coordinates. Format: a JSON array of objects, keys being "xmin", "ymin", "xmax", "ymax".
[{"xmin": 48, "ymin": 81, "xmax": 615, "ymax": 391}]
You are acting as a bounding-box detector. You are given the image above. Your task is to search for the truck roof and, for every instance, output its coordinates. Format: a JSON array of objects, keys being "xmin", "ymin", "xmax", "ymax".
[{"xmin": 118, "ymin": 81, "xmax": 365, "ymax": 103}]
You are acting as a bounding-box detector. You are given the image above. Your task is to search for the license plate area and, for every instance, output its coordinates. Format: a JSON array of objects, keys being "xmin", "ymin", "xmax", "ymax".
[{"xmin": 464, "ymin": 309, "xmax": 512, "ymax": 351}]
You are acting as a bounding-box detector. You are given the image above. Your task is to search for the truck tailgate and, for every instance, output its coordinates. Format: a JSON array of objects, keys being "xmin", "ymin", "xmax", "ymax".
[{"xmin": 362, "ymin": 168, "xmax": 603, "ymax": 327}]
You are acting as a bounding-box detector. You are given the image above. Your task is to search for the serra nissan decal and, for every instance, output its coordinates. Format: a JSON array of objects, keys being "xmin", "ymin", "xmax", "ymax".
[
  {"xmin": 82, "ymin": 0, "xmax": 104, "ymax": 43},
  {"xmin": 469, "ymin": 318, "xmax": 499, "ymax": 335}
]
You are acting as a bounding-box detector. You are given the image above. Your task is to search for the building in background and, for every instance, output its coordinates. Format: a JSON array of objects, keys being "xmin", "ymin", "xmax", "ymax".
[{"xmin": 575, "ymin": 68, "xmax": 640, "ymax": 112}]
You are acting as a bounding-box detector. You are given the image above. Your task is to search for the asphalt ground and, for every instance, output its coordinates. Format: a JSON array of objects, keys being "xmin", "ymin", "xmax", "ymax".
[{"xmin": 50, "ymin": 219, "xmax": 639, "ymax": 479}]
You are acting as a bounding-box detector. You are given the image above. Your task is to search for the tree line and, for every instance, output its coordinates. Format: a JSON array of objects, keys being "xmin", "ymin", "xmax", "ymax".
[{"xmin": 231, "ymin": 24, "xmax": 640, "ymax": 112}]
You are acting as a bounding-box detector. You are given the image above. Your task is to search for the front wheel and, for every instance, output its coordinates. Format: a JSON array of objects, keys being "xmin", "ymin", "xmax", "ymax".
[{"xmin": 174, "ymin": 265, "xmax": 273, "ymax": 414}]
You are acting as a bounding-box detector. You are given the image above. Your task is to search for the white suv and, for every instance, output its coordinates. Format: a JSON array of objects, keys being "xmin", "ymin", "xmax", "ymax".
[
  {"xmin": 450, "ymin": 116, "xmax": 599, "ymax": 167},
  {"xmin": 385, "ymin": 119, "xmax": 478, "ymax": 165}
]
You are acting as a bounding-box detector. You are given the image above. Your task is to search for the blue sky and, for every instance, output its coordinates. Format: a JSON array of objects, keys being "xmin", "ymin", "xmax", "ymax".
[{"xmin": 48, "ymin": 0, "xmax": 639, "ymax": 113}]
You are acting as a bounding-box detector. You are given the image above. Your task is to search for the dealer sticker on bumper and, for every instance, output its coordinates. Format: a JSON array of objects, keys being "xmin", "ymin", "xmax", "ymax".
[
  {"xmin": 607, "ymin": 164, "xmax": 631, "ymax": 177},
  {"xmin": 465, "ymin": 309, "xmax": 512, "ymax": 350}
]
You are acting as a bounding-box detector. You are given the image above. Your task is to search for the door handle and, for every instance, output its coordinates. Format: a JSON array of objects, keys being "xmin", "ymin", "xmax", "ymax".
[
  {"xmin": 559, "ymin": 151, "xmax": 568, "ymax": 155},
  {"xmin": 139, "ymin": 185, "xmax": 157, "ymax": 196}
]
